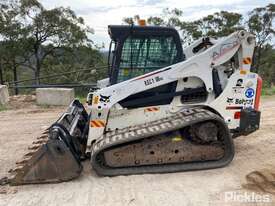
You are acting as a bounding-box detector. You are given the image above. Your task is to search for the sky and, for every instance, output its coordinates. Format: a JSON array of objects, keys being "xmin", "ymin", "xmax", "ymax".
[{"xmin": 40, "ymin": 0, "xmax": 275, "ymax": 48}]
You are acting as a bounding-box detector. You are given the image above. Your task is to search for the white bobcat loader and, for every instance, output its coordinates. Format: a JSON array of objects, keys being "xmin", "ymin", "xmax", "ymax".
[{"xmin": 2, "ymin": 25, "xmax": 262, "ymax": 185}]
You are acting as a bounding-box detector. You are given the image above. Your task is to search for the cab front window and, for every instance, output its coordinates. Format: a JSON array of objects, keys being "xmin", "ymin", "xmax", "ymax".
[{"xmin": 118, "ymin": 35, "xmax": 179, "ymax": 82}]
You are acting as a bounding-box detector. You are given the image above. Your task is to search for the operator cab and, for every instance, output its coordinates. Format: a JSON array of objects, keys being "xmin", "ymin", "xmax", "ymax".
[{"xmin": 107, "ymin": 25, "xmax": 185, "ymax": 85}]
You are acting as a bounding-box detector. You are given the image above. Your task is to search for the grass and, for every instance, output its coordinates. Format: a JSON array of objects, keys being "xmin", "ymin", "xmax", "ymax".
[
  {"xmin": 0, "ymin": 104, "xmax": 7, "ymax": 112},
  {"xmin": 262, "ymin": 86, "xmax": 275, "ymax": 96},
  {"xmin": 76, "ymin": 96, "xmax": 87, "ymax": 104}
]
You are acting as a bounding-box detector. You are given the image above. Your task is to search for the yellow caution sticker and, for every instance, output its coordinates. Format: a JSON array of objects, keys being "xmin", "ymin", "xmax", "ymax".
[
  {"xmin": 93, "ymin": 96, "xmax": 99, "ymax": 105},
  {"xmin": 145, "ymin": 107, "xmax": 160, "ymax": 112},
  {"xmin": 90, "ymin": 120, "xmax": 105, "ymax": 128},
  {"xmin": 240, "ymin": 70, "xmax": 247, "ymax": 75},
  {"xmin": 172, "ymin": 136, "xmax": 183, "ymax": 142},
  {"xmin": 123, "ymin": 69, "xmax": 129, "ymax": 76},
  {"xmin": 243, "ymin": 57, "xmax": 252, "ymax": 65}
]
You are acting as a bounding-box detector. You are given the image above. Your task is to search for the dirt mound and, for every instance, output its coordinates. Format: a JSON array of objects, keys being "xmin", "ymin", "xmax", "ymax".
[{"xmin": 8, "ymin": 95, "xmax": 37, "ymax": 110}]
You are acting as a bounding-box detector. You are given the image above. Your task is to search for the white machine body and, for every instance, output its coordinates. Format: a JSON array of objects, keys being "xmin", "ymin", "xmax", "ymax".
[{"xmin": 86, "ymin": 30, "xmax": 260, "ymax": 152}]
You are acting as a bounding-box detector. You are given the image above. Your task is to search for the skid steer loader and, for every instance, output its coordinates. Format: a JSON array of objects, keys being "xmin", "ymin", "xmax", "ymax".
[{"xmin": 2, "ymin": 25, "xmax": 262, "ymax": 185}]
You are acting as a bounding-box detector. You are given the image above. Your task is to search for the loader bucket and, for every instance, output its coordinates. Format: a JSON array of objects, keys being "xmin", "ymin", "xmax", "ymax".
[{"xmin": 8, "ymin": 100, "xmax": 89, "ymax": 185}]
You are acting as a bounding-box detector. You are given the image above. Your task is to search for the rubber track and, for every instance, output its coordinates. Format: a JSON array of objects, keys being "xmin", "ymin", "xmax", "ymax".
[{"xmin": 91, "ymin": 108, "xmax": 235, "ymax": 176}]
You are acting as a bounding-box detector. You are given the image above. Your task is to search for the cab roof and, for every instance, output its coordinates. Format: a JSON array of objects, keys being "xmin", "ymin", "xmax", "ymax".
[{"xmin": 108, "ymin": 25, "xmax": 179, "ymax": 42}]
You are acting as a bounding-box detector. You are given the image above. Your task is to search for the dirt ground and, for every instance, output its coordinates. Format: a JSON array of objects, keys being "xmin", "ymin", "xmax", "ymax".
[{"xmin": 0, "ymin": 95, "xmax": 275, "ymax": 206}]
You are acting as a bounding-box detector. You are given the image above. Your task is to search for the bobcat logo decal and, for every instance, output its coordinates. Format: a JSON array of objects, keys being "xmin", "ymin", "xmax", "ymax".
[{"xmin": 100, "ymin": 94, "xmax": 111, "ymax": 103}]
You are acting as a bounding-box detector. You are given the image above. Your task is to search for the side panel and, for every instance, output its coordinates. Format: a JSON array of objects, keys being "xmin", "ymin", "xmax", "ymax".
[
  {"xmin": 86, "ymin": 31, "xmax": 256, "ymax": 152},
  {"xmin": 107, "ymin": 105, "xmax": 172, "ymax": 131},
  {"xmin": 209, "ymin": 71, "xmax": 259, "ymax": 129}
]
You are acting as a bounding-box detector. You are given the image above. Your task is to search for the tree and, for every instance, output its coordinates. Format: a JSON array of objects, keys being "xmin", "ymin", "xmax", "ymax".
[
  {"xmin": 14, "ymin": 0, "xmax": 93, "ymax": 84},
  {"xmin": 123, "ymin": 4, "xmax": 275, "ymax": 87},
  {"xmin": 0, "ymin": 2, "xmax": 28, "ymax": 93},
  {"xmin": 123, "ymin": 9, "xmax": 243, "ymax": 46},
  {"xmin": 247, "ymin": 3, "xmax": 275, "ymax": 73},
  {"xmin": 0, "ymin": 0, "xmax": 106, "ymax": 96},
  {"xmin": 123, "ymin": 15, "xmax": 140, "ymax": 25},
  {"xmin": 40, "ymin": 45, "xmax": 106, "ymax": 96},
  {"xmin": 192, "ymin": 11, "xmax": 243, "ymax": 37},
  {"xmin": 42, "ymin": 45, "xmax": 106, "ymax": 84},
  {"xmin": 258, "ymin": 45, "xmax": 275, "ymax": 87}
]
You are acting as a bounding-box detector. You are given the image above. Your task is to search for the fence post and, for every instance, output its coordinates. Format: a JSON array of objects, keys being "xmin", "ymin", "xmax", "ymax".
[
  {"xmin": 13, "ymin": 64, "xmax": 19, "ymax": 95},
  {"xmin": 0, "ymin": 59, "xmax": 3, "ymax": 85}
]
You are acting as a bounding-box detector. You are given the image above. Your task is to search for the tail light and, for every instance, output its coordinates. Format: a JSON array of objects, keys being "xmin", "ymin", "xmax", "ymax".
[
  {"xmin": 234, "ymin": 111, "xmax": 241, "ymax": 119},
  {"xmin": 254, "ymin": 76, "xmax": 262, "ymax": 111}
]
